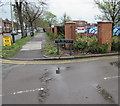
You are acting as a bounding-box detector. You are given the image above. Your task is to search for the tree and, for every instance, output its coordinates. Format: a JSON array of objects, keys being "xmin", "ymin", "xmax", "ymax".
[
  {"xmin": 94, "ymin": 0, "xmax": 120, "ymax": 27},
  {"xmin": 14, "ymin": 0, "xmax": 25, "ymax": 38},
  {"xmin": 22, "ymin": 0, "xmax": 47, "ymax": 33},
  {"xmin": 32, "ymin": 18, "xmax": 49, "ymax": 28},
  {"xmin": 43, "ymin": 11, "xmax": 57, "ymax": 27},
  {"xmin": 61, "ymin": 13, "xmax": 71, "ymax": 25},
  {"xmin": 0, "ymin": 0, "xmax": 5, "ymax": 7}
]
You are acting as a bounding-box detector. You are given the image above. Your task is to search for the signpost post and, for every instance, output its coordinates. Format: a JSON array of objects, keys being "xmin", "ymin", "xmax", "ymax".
[{"xmin": 55, "ymin": 39, "xmax": 74, "ymax": 56}]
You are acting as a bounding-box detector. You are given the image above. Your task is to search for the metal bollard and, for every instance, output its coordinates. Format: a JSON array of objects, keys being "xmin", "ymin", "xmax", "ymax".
[{"xmin": 11, "ymin": 33, "xmax": 15, "ymax": 43}]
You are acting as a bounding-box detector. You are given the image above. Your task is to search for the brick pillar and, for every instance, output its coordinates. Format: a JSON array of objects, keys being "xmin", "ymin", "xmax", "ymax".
[
  {"xmin": 65, "ymin": 22, "xmax": 76, "ymax": 48},
  {"xmin": 54, "ymin": 26, "xmax": 57, "ymax": 37},
  {"xmin": 98, "ymin": 21, "xmax": 112, "ymax": 51},
  {"xmin": 65, "ymin": 22, "xmax": 76, "ymax": 40}
]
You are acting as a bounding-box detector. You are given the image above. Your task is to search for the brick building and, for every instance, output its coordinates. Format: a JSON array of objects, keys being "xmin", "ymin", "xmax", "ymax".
[
  {"xmin": 0, "ymin": 18, "xmax": 20, "ymax": 33},
  {"xmin": 72, "ymin": 20, "xmax": 97, "ymax": 27},
  {"xmin": 3, "ymin": 18, "xmax": 12, "ymax": 33},
  {"xmin": 72, "ymin": 20, "xmax": 87, "ymax": 27}
]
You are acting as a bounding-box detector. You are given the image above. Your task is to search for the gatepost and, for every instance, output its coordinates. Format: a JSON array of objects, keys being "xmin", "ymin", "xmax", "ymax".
[
  {"xmin": 98, "ymin": 21, "xmax": 112, "ymax": 51},
  {"xmin": 54, "ymin": 26, "xmax": 58, "ymax": 37},
  {"xmin": 65, "ymin": 22, "xmax": 76, "ymax": 48}
]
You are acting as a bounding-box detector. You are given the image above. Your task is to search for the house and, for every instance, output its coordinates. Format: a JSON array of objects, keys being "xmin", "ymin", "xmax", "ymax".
[
  {"xmin": 0, "ymin": 18, "xmax": 20, "ymax": 33},
  {"xmin": 3, "ymin": 18, "xmax": 12, "ymax": 33}
]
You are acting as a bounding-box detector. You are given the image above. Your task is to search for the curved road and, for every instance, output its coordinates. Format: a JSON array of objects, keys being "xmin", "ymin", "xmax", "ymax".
[{"xmin": 1, "ymin": 56, "xmax": 119, "ymax": 104}]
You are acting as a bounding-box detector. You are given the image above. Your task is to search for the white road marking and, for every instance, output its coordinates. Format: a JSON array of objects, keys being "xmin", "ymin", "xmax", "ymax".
[
  {"xmin": 104, "ymin": 76, "xmax": 120, "ymax": 80},
  {"xmin": 1, "ymin": 88, "xmax": 44, "ymax": 97}
]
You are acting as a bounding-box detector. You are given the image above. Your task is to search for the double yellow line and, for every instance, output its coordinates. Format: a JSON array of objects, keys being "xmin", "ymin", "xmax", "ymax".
[{"xmin": 0, "ymin": 56, "xmax": 119, "ymax": 65}]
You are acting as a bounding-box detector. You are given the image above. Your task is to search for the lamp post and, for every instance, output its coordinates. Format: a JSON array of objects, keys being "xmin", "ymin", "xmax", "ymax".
[{"xmin": 10, "ymin": 0, "xmax": 15, "ymax": 43}]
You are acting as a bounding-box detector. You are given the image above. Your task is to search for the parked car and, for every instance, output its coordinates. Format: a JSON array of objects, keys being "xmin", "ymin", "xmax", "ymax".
[
  {"xmin": 18, "ymin": 30, "xmax": 22, "ymax": 33},
  {"xmin": 11, "ymin": 30, "xmax": 18, "ymax": 35}
]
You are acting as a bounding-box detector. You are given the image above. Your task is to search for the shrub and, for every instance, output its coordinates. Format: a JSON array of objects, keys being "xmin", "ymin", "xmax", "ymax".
[
  {"xmin": 73, "ymin": 36, "xmax": 98, "ymax": 51},
  {"xmin": 56, "ymin": 33, "xmax": 65, "ymax": 39},
  {"xmin": 48, "ymin": 48, "xmax": 57, "ymax": 54},
  {"xmin": 73, "ymin": 36, "xmax": 109, "ymax": 53},
  {"xmin": 112, "ymin": 36, "xmax": 120, "ymax": 51},
  {"xmin": 46, "ymin": 31, "xmax": 55, "ymax": 40},
  {"xmin": 44, "ymin": 43, "xmax": 57, "ymax": 55},
  {"xmin": 89, "ymin": 43, "xmax": 109, "ymax": 53}
]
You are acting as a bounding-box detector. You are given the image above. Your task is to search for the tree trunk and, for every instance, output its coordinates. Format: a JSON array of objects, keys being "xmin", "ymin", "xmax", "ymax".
[
  {"xmin": 30, "ymin": 21, "xmax": 34, "ymax": 36},
  {"xmin": 19, "ymin": 10, "xmax": 24, "ymax": 38},
  {"xmin": 15, "ymin": 2, "xmax": 24, "ymax": 38}
]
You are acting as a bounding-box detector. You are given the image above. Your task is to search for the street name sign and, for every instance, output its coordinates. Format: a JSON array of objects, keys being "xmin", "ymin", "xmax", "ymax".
[
  {"xmin": 55, "ymin": 39, "xmax": 74, "ymax": 56},
  {"xmin": 55, "ymin": 39, "xmax": 74, "ymax": 44}
]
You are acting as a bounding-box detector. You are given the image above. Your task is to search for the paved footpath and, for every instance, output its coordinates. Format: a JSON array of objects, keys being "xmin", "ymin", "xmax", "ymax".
[{"xmin": 12, "ymin": 32, "xmax": 46, "ymax": 59}]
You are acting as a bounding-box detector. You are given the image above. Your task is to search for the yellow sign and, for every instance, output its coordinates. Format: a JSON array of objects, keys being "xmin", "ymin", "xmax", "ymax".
[
  {"xmin": 2, "ymin": 36, "xmax": 12, "ymax": 46},
  {"xmin": 12, "ymin": 24, "xmax": 14, "ymax": 28}
]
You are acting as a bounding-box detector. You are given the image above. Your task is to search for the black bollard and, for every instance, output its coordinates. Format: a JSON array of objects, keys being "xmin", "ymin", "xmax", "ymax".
[
  {"xmin": 30, "ymin": 31, "xmax": 34, "ymax": 37},
  {"xmin": 11, "ymin": 33, "xmax": 15, "ymax": 43}
]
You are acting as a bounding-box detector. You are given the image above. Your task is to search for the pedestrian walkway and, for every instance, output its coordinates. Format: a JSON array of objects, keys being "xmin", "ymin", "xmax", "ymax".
[{"xmin": 12, "ymin": 32, "xmax": 46, "ymax": 59}]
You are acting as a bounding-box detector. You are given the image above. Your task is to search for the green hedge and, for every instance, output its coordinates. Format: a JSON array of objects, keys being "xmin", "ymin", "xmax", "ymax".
[
  {"xmin": 73, "ymin": 36, "xmax": 109, "ymax": 53},
  {"xmin": 112, "ymin": 36, "xmax": 120, "ymax": 51},
  {"xmin": 46, "ymin": 31, "xmax": 65, "ymax": 40}
]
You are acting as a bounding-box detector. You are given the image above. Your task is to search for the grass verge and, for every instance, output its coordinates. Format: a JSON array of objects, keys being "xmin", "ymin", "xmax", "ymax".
[{"xmin": 1, "ymin": 36, "xmax": 32, "ymax": 58}]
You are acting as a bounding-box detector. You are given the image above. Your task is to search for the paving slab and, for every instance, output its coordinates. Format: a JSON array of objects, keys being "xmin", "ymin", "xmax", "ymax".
[{"xmin": 12, "ymin": 32, "xmax": 46, "ymax": 59}]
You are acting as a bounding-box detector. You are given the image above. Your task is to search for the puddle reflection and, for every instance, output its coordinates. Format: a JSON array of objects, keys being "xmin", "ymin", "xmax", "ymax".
[{"xmin": 110, "ymin": 61, "xmax": 120, "ymax": 67}]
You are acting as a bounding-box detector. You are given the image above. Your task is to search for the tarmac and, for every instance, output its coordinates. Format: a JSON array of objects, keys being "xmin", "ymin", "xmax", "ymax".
[
  {"xmin": 9, "ymin": 32, "xmax": 119, "ymax": 61},
  {"xmin": 12, "ymin": 32, "xmax": 46, "ymax": 59}
]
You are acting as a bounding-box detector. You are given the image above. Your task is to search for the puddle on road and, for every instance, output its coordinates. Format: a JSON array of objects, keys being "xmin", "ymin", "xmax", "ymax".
[
  {"xmin": 38, "ymin": 66, "xmax": 69, "ymax": 103},
  {"xmin": 38, "ymin": 69, "xmax": 54, "ymax": 103},
  {"xmin": 110, "ymin": 61, "xmax": 120, "ymax": 68},
  {"xmin": 94, "ymin": 84, "xmax": 115, "ymax": 103}
]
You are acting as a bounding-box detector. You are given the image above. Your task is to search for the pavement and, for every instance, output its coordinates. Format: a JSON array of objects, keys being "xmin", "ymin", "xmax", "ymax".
[{"xmin": 12, "ymin": 32, "xmax": 46, "ymax": 59}]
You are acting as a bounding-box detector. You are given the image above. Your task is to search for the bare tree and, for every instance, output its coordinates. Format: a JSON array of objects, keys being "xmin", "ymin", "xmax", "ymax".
[
  {"xmin": 61, "ymin": 13, "xmax": 71, "ymax": 25},
  {"xmin": 0, "ymin": 0, "xmax": 4, "ymax": 7},
  {"xmin": 22, "ymin": 0, "xmax": 47, "ymax": 34},
  {"xmin": 43, "ymin": 11, "xmax": 57, "ymax": 27},
  {"xmin": 0, "ymin": 0, "xmax": 8, "ymax": 7},
  {"xmin": 14, "ymin": 0, "xmax": 25, "ymax": 38},
  {"xmin": 94, "ymin": 0, "xmax": 120, "ymax": 26}
]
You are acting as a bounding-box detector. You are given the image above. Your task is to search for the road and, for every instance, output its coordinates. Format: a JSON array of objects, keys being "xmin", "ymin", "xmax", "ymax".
[{"xmin": 1, "ymin": 56, "xmax": 119, "ymax": 104}]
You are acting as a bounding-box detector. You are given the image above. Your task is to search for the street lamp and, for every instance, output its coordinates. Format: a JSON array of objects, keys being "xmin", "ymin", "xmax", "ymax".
[{"xmin": 10, "ymin": 0, "xmax": 15, "ymax": 43}]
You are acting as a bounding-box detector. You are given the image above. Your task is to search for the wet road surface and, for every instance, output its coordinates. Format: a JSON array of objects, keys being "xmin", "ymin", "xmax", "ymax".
[{"xmin": 2, "ymin": 57, "xmax": 119, "ymax": 104}]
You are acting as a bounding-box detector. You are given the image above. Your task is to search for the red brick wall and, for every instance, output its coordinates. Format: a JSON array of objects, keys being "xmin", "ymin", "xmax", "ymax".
[
  {"xmin": 98, "ymin": 22, "xmax": 112, "ymax": 51},
  {"xmin": 54, "ymin": 26, "xmax": 57, "ymax": 37},
  {"xmin": 65, "ymin": 22, "xmax": 76, "ymax": 40},
  {"xmin": 65, "ymin": 22, "xmax": 76, "ymax": 48}
]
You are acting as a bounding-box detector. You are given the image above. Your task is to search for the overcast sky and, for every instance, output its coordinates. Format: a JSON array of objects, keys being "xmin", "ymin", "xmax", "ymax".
[
  {"xmin": 0, "ymin": 0, "xmax": 102, "ymax": 23},
  {"xmin": 48, "ymin": 0, "xmax": 102, "ymax": 23}
]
